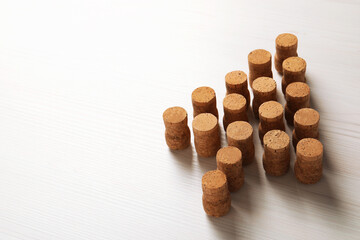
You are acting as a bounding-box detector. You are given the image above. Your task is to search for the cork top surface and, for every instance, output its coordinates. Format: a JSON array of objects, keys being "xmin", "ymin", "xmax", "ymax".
[
  {"xmin": 248, "ymin": 49, "xmax": 271, "ymax": 64},
  {"xmin": 276, "ymin": 33, "xmax": 298, "ymax": 47},
  {"xmin": 252, "ymin": 77, "xmax": 276, "ymax": 93},
  {"xmin": 263, "ymin": 130, "xmax": 289, "ymax": 150},
  {"xmin": 259, "ymin": 101, "xmax": 283, "ymax": 119},
  {"xmin": 223, "ymin": 94, "xmax": 246, "ymax": 111},
  {"xmin": 192, "ymin": 86, "xmax": 216, "ymax": 103},
  {"xmin": 163, "ymin": 106, "xmax": 187, "ymax": 124},
  {"xmin": 202, "ymin": 170, "xmax": 227, "ymax": 190},
  {"xmin": 225, "ymin": 71, "xmax": 247, "ymax": 85},
  {"xmin": 297, "ymin": 138, "xmax": 323, "ymax": 159},
  {"xmin": 286, "ymin": 82, "xmax": 310, "ymax": 98},
  {"xmin": 283, "ymin": 57, "xmax": 306, "ymax": 72},
  {"xmin": 294, "ymin": 108, "xmax": 320, "ymax": 126},
  {"xmin": 192, "ymin": 113, "xmax": 218, "ymax": 132},
  {"xmin": 216, "ymin": 146, "xmax": 242, "ymax": 165},
  {"xmin": 226, "ymin": 121, "xmax": 253, "ymax": 140}
]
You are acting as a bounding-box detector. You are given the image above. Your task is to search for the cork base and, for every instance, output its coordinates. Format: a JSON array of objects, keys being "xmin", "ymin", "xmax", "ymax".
[
  {"xmin": 262, "ymin": 153, "xmax": 290, "ymax": 176},
  {"xmin": 294, "ymin": 161, "xmax": 322, "ymax": 184},
  {"xmin": 165, "ymin": 127, "xmax": 191, "ymax": 150},
  {"xmin": 202, "ymin": 194, "xmax": 231, "ymax": 217}
]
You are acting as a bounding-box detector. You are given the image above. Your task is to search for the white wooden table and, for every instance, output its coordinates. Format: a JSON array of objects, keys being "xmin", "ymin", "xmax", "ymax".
[{"xmin": 0, "ymin": 0, "xmax": 359, "ymax": 239}]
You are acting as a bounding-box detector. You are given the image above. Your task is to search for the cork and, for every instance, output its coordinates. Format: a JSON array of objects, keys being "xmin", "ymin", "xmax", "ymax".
[
  {"xmin": 225, "ymin": 71, "xmax": 251, "ymax": 109},
  {"xmin": 163, "ymin": 106, "xmax": 191, "ymax": 150},
  {"xmin": 248, "ymin": 49, "xmax": 273, "ymax": 87},
  {"xmin": 292, "ymin": 108, "xmax": 320, "ymax": 148},
  {"xmin": 223, "ymin": 93, "xmax": 248, "ymax": 131},
  {"xmin": 282, "ymin": 57, "xmax": 307, "ymax": 94},
  {"xmin": 216, "ymin": 147, "xmax": 244, "ymax": 192},
  {"xmin": 192, "ymin": 113, "xmax": 221, "ymax": 157},
  {"xmin": 202, "ymin": 170, "xmax": 231, "ymax": 217},
  {"xmin": 285, "ymin": 82, "xmax": 310, "ymax": 125},
  {"xmin": 192, "ymin": 86, "xmax": 219, "ymax": 118},
  {"xmin": 274, "ymin": 33, "xmax": 298, "ymax": 74},
  {"xmin": 295, "ymin": 138, "xmax": 323, "ymax": 184},
  {"xmin": 252, "ymin": 77, "xmax": 277, "ymax": 118},
  {"xmin": 258, "ymin": 101, "xmax": 285, "ymax": 143},
  {"xmin": 263, "ymin": 130, "xmax": 290, "ymax": 176},
  {"xmin": 226, "ymin": 121, "xmax": 255, "ymax": 165}
]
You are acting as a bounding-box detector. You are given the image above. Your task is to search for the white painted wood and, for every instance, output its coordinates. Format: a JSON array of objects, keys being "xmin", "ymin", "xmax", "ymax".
[{"xmin": 0, "ymin": 0, "xmax": 359, "ymax": 239}]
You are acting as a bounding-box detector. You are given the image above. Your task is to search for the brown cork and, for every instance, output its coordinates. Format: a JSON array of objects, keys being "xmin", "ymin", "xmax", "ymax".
[
  {"xmin": 216, "ymin": 146, "xmax": 244, "ymax": 192},
  {"xmin": 292, "ymin": 129, "xmax": 319, "ymax": 149},
  {"xmin": 225, "ymin": 71, "xmax": 250, "ymax": 109},
  {"xmin": 252, "ymin": 77, "xmax": 277, "ymax": 118},
  {"xmin": 163, "ymin": 106, "xmax": 190, "ymax": 150},
  {"xmin": 295, "ymin": 138, "xmax": 323, "ymax": 184},
  {"xmin": 275, "ymin": 33, "xmax": 298, "ymax": 74},
  {"xmin": 223, "ymin": 93, "xmax": 248, "ymax": 130},
  {"xmin": 285, "ymin": 82, "xmax": 310, "ymax": 125},
  {"xmin": 248, "ymin": 49, "xmax": 273, "ymax": 87},
  {"xmin": 226, "ymin": 121, "xmax": 255, "ymax": 165},
  {"xmin": 282, "ymin": 57, "xmax": 307, "ymax": 94},
  {"xmin": 192, "ymin": 113, "xmax": 221, "ymax": 157},
  {"xmin": 262, "ymin": 130, "xmax": 290, "ymax": 176},
  {"xmin": 258, "ymin": 101, "xmax": 285, "ymax": 143},
  {"xmin": 202, "ymin": 170, "xmax": 231, "ymax": 217},
  {"xmin": 294, "ymin": 108, "xmax": 320, "ymax": 139},
  {"xmin": 192, "ymin": 86, "xmax": 219, "ymax": 118}
]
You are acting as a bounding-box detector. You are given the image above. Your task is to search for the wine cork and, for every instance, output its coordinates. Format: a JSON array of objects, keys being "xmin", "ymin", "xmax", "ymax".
[
  {"xmin": 282, "ymin": 57, "xmax": 307, "ymax": 94},
  {"xmin": 292, "ymin": 108, "xmax": 320, "ymax": 148},
  {"xmin": 248, "ymin": 49, "xmax": 273, "ymax": 87},
  {"xmin": 258, "ymin": 101, "xmax": 285, "ymax": 143},
  {"xmin": 163, "ymin": 106, "xmax": 190, "ymax": 150},
  {"xmin": 285, "ymin": 82, "xmax": 310, "ymax": 125},
  {"xmin": 226, "ymin": 121, "xmax": 255, "ymax": 165},
  {"xmin": 192, "ymin": 113, "xmax": 221, "ymax": 157},
  {"xmin": 252, "ymin": 77, "xmax": 277, "ymax": 118},
  {"xmin": 216, "ymin": 146, "xmax": 244, "ymax": 192},
  {"xmin": 223, "ymin": 93, "xmax": 248, "ymax": 131},
  {"xmin": 295, "ymin": 138, "xmax": 323, "ymax": 184},
  {"xmin": 274, "ymin": 33, "xmax": 298, "ymax": 74},
  {"xmin": 225, "ymin": 71, "xmax": 250, "ymax": 109},
  {"xmin": 202, "ymin": 170, "xmax": 231, "ymax": 217},
  {"xmin": 263, "ymin": 130, "xmax": 290, "ymax": 176},
  {"xmin": 192, "ymin": 86, "xmax": 219, "ymax": 118}
]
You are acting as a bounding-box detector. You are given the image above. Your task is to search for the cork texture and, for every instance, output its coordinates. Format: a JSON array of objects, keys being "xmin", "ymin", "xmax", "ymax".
[
  {"xmin": 283, "ymin": 57, "xmax": 306, "ymax": 73},
  {"xmin": 259, "ymin": 101, "xmax": 284, "ymax": 122},
  {"xmin": 263, "ymin": 130, "xmax": 290, "ymax": 152},
  {"xmin": 296, "ymin": 138, "xmax": 323, "ymax": 162},
  {"xmin": 163, "ymin": 106, "xmax": 190, "ymax": 150},
  {"xmin": 192, "ymin": 86, "xmax": 219, "ymax": 118},
  {"xmin": 276, "ymin": 33, "xmax": 298, "ymax": 50}
]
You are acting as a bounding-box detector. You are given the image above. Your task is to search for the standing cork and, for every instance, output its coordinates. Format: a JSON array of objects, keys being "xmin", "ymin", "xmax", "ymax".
[
  {"xmin": 263, "ymin": 130, "xmax": 290, "ymax": 176},
  {"xmin": 295, "ymin": 138, "xmax": 323, "ymax": 184},
  {"xmin": 226, "ymin": 121, "xmax": 255, "ymax": 165},
  {"xmin": 163, "ymin": 106, "xmax": 190, "ymax": 150},
  {"xmin": 248, "ymin": 49, "xmax": 273, "ymax": 87},
  {"xmin": 252, "ymin": 77, "xmax": 277, "ymax": 118},
  {"xmin": 274, "ymin": 33, "xmax": 298, "ymax": 74},
  {"xmin": 258, "ymin": 101, "xmax": 285, "ymax": 143},
  {"xmin": 192, "ymin": 86, "xmax": 219, "ymax": 118},
  {"xmin": 225, "ymin": 70, "xmax": 250, "ymax": 109},
  {"xmin": 282, "ymin": 57, "xmax": 307, "ymax": 94},
  {"xmin": 285, "ymin": 82, "xmax": 310, "ymax": 125},
  {"xmin": 216, "ymin": 146, "xmax": 244, "ymax": 192},
  {"xmin": 202, "ymin": 170, "xmax": 231, "ymax": 217},
  {"xmin": 223, "ymin": 93, "xmax": 248, "ymax": 131},
  {"xmin": 292, "ymin": 108, "xmax": 320, "ymax": 149},
  {"xmin": 192, "ymin": 113, "xmax": 221, "ymax": 157}
]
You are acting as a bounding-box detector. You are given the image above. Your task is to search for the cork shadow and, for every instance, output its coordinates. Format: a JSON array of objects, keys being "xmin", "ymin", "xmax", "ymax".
[
  {"xmin": 230, "ymin": 181, "xmax": 253, "ymax": 213},
  {"xmin": 169, "ymin": 145, "xmax": 194, "ymax": 169}
]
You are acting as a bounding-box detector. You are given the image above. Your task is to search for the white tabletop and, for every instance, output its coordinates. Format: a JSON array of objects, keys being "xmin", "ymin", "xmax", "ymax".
[{"xmin": 0, "ymin": 0, "xmax": 360, "ymax": 239}]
